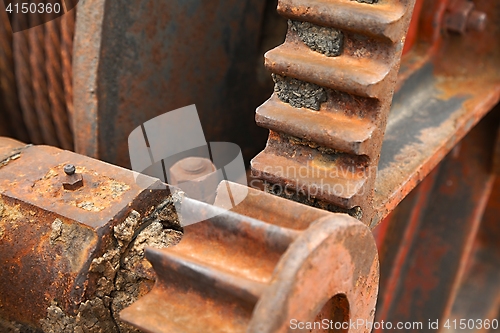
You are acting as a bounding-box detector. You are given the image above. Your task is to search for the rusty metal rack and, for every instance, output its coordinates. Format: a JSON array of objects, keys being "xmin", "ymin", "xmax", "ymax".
[{"xmin": 1, "ymin": 0, "xmax": 500, "ymax": 332}]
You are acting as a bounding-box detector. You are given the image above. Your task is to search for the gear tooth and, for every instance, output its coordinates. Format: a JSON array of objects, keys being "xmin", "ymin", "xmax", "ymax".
[{"xmin": 253, "ymin": 0, "xmax": 417, "ymax": 219}]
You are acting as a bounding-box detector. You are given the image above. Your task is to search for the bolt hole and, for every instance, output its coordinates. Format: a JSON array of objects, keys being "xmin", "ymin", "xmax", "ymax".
[{"xmin": 312, "ymin": 293, "xmax": 350, "ymax": 333}]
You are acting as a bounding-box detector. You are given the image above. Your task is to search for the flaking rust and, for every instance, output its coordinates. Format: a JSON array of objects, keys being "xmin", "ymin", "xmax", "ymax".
[
  {"xmin": 272, "ymin": 74, "xmax": 327, "ymax": 111},
  {"xmin": 289, "ymin": 20, "xmax": 344, "ymax": 57},
  {"xmin": 0, "ymin": 140, "xmax": 182, "ymax": 333}
]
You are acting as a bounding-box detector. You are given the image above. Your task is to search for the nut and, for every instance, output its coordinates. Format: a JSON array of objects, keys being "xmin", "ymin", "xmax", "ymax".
[{"xmin": 62, "ymin": 165, "xmax": 84, "ymax": 190}]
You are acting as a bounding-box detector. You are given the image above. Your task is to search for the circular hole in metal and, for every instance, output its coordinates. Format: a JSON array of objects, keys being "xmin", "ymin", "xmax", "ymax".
[{"xmin": 312, "ymin": 293, "xmax": 350, "ymax": 333}]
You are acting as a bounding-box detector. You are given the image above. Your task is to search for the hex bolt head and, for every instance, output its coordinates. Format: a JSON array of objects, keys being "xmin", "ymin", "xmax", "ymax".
[
  {"xmin": 170, "ymin": 157, "xmax": 218, "ymax": 203},
  {"xmin": 64, "ymin": 164, "xmax": 76, "ymax": 175},
  {"xmin": 171, "ymin": 158, "xmax": 216, "ymax": 183}
]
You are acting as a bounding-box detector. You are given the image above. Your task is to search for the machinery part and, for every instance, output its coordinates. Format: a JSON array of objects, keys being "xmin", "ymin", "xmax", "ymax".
[
  {"xmin": 64, "ymin": 163, "xmax": 76, "ymax": 175},
  {"xmin": 374, "ymin": 115, "xmax": 497, "ymax": 331},
  {"xmin": 0, "ymin": 137, "xmax": 26, "ymax": 165},
  {"xmin": 444, "ymin": 0, "xmax": 487, "ymax": 34},
  {"xmin": 61, "ymin": 7, "xmax": 76, "ymax": 125},
  {"xmin": 373, "ymin": 0, "xmax": 500, "ymax": 227},
  {"xmin": 29, "ymin": 13, "xmax": 60, "ymax": 147},
  {"xmin": 170, "ymin": 157, "xmax": 218, "ymax": 203},
  {"xmin": 12, "ymin": 13, "xmax": 45, "ymax": 144},
  {"xmin": 251, "ymin": 0, "xmax": 417, "ymax": 224},
  {"xmin": 62, "ymin": 167, "xmax": 84, "ymax": 190},
  {"xmin": 3, "ymin": 0, "xmax": 276, "ymax": 162},
  {"xmin": 121, "ymin": 181, "xmax": 379, "ymax": 333},
  {"xmin": 447, "ymin": 178, "xmax": 500, "ymax": 331},
  {"xmin": 0, "ymin": 138, "xmax": 379, "ymax": 333},
  {"xmin": 1, "ymin": 6, "xmax": 76, "ymax": 149},
  {"xmin": 0, "ymin": 2, "xmax": 29, "ymax": 142},
  {"xmin": 73, "ymin": 0, "xmax": 271, "ymax": 167},
  {"xmin": 0, "ymin": 137, "xmax": 182, "ymax": 332},
  {"xmin": 402, "ymin": 0, "xmax": 424, "ymax": 55},
  {"xmin": 0, "ymin": 1, "xmax": 499, "ymax": 332},
  {"xmin": 45, "ymin": 16, "xmax": 74, "ymax": 150}
]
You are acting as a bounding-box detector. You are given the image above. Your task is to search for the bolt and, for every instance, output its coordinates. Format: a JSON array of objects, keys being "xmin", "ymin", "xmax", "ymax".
[
  {"xmin": 178, "ymin": 157, "xmax": 210, "ymax": 174},
  {"xmin": 169, "ymin": 157, "xmax": 217, "ymax": 203},
  {"xmin": 444, "ymin": 0, "xmax": 486, "ymax": 34},
  {"xmin": 64, "ymin": 164, "xmax": 76, "ymax": 175},
  {"xmin": 466, "ymin": 10, "xmax": 486, "ymax": 32}
]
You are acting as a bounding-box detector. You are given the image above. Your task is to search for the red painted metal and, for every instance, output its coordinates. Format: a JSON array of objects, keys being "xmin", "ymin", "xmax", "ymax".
[{"xmin": 402, "ymin": 0, "xmax": 424, "ymax": 55}]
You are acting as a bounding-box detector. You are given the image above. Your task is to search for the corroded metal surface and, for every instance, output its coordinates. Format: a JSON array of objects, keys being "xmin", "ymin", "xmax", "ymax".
[
  {"xmin": 0, "ymin": 1, "xmax": 498, "ymax": 332},
  {"xmin": 0, "ymin": 139, "xmax": 180, "ymax": 332},
  {"xmin": 447, "ymin": 178, "xmax": 500, "ymax": 332},
  {"xmin": 373, "ymin": 0, "xmax": 500, "ymax": 227},
  {"xmin": 374, "ymin": 116, "xmax": 497, "ymax": 332},
  {"xmin": 1, "ymin": 6, "xmax": 77, "ymax": 148},
  {"xmin": 121, "ymin": 181, "xmax": 379, "ymax": 333},
  {"xmin": 251, "ymin": 0, "xmax": 417, "ymax": 224},
  {"xmin": 170, "ymin": 157, "xmax": 218, "ymax": 203},
  {"xmin": 29, "ymin": 14, "xmax": 59, "ymax": 147},
  {"xmin": 61, "ymin": 8, "xmax": 76, "ymax": 125},
  {"xmin": 0, "ymin": 2, "xmax": 29, "ymax": 142},
  {"xmin": 73, "ymin": 0, "xmax": 270, "ymax": 167},
  {"xmin": 444, "ymin": 0, "xmax": 486, "ymax": 34},
  {"xmin": 0, "ymin": 137, "xmax": 28, "ymax": 163},
  {"xmin": 12, "ymin": 13, "xmax": 44, "ymax": 144},
  {"xmin": 45, "ymin": 16, "xmax": 74, "ymax": 150},
  {"xmin": 494, "ymin": 123, "xmax": 500, "ymax": 175}
]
